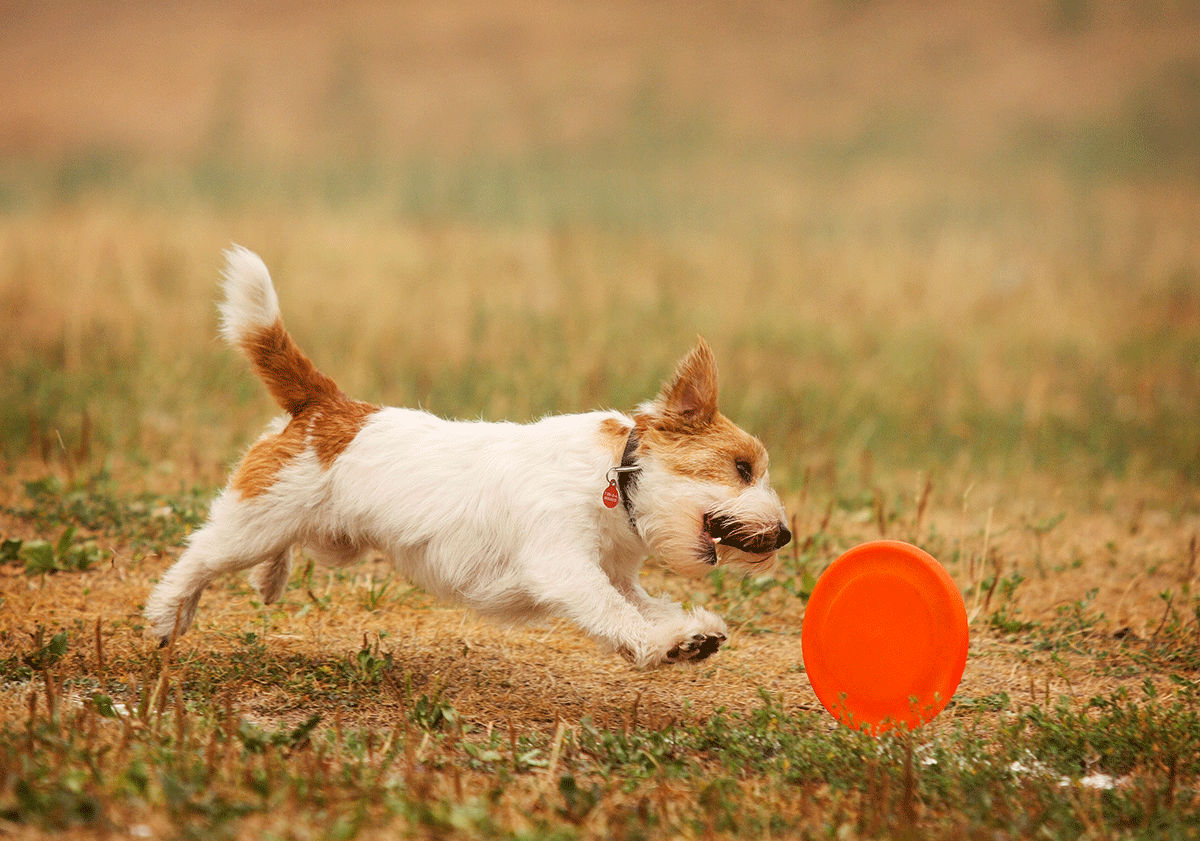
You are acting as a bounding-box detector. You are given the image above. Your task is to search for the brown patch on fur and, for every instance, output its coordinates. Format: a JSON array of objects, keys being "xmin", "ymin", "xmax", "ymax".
[
  {"xmin": 231, "ymin": 420, "xmax": 309, "ymax": 499},
  {"xmin": 231, "ymin": 397, "xmax": 380, "ymax": 498},
  {"xmin": 230, "ymin": 318, "xmax": 380, "ymax": 498},
  {"xmin": 309, "ymin": 398, "xmax": 380, "ymax": 466},
  {"xmin": 636, "ymin": 411, "xmax": 768, "ymax": 487},
  {"xmin": 598, "ymin": 416, "xmax": 633, "ymax": 459}
]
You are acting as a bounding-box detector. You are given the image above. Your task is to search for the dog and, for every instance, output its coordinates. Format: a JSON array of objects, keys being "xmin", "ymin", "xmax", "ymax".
[{"xmin": 145, "ymin": 247, "xmax": 791, "ymax": 667}]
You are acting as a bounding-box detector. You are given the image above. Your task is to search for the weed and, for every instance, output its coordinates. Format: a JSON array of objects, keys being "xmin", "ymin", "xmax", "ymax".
[
  {"xmin": 990, "ymin": 605, "xmax": 1038, "ymax": 636},
  {"xmin": 5, "ymin": 527, "xmax": 107, "ymax": 577},
  {"xmin": 345, "ymin": 636, "xmax": 390, "ymax": 687},
  {"xmin": 397, "ymin": 676, "xmax": 458, "ymax": 732},
  {"xmin": 556, "ymin": 773, "xmax": 603, "ymax": 824},
  {"xmin": 1131, "ymin": 586, "xmax": 1200, "ymax": 673},
  {"xmin": 3, "ymin": 473, "xmax": 209, "ymax": 558},
  {"xmin": 1036, "ymin": 588, "xmax": 1106, "ymax": 653},
  {"xmin": 236, "ymin": 714, "xmax": 323, "ymax": 754},
  {"xmin": 21, "ymin": 629, "xmax": 69, "ymax": 673},
  {"xmin": 1022, "ymin": 681, "xmax": 1200, "ymax": 821},
  {"xmin": 360, "ymin": 574, "xmax": 392, "ymax": 612}
]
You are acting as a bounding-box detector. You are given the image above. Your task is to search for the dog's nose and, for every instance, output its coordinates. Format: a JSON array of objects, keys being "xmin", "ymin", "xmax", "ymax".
[{"xmin": 774, "ymin": 522, "xmax": 792, "ymax": 550}]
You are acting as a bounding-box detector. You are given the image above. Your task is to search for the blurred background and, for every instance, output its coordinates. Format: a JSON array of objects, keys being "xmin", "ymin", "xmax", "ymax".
[{"xmin": 1, "ymin": 0, "xmax": 1197, "ymax": 500}]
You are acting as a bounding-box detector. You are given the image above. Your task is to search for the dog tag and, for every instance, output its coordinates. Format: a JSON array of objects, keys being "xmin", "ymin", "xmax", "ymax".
[{"xmin": 602, "ymin": 481, "xmax": 620, "ymax": 508}]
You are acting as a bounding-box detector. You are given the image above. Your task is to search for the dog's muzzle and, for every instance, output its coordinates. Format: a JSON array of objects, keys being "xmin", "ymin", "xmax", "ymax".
[{"xmin": 703, "ymin": 513, "xmax": 792, "ymax": 556}]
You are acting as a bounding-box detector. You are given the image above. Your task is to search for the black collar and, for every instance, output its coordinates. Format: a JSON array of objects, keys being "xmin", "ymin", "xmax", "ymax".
[
  {"xmin": 607, "ymin": 428, "xmax": 641, "ymax": 529},
  {"xmin": 618, "ymin": 429, "xmax": 640, "ymax": 522}
]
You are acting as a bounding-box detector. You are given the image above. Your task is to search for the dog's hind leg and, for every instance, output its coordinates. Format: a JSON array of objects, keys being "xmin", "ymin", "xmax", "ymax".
[
  {"xmin": 144, "ymin": 494, "xmax": 296, "ymax": 646},
  {"xmin": 249, "ymin": 547, "xmax": 293, "ymax": 604}
]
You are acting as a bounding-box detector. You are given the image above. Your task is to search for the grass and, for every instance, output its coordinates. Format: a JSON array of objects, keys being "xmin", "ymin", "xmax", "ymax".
[
  {"xmin": 2, "ymin": 470, "xmax": 1198, "ymax": 839},
  {"xmin": 3, "ymin": 590, "xmax": 1199, "ymax": 840},
  {"xmin": 2, "ymin": 1, "xmax": 1200, "ymax": 837},
  {"xmin": 1, "ymin": 173, "xmax": 1195, "ymax": 490}
]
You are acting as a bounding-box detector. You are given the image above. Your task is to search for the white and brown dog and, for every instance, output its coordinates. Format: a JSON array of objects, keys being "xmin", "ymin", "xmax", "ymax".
[{"xmin": 145, "ymin": 247, "xmax": 791, "ymax": 667}]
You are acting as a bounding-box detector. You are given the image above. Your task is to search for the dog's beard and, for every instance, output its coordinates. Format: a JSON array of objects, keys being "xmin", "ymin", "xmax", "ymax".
[
  {"xmin": 706, "ymin": 539, "xmax": 779, "ymax": 570},
  {"xmin": 699, "ymin": 486, "xmax": 788, "ymax": 568}
]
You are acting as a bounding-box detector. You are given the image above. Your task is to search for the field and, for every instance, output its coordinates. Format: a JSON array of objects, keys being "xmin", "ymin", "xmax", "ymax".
[{"xmin": 2, "ymin": 1, "xmax": 1200, "ymax": 838}]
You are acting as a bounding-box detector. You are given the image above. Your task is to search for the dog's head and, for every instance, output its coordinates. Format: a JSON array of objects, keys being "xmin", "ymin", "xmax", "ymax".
[{"xmin": 626, "ymin": 338, "xmax": 791, "ymax": 575}]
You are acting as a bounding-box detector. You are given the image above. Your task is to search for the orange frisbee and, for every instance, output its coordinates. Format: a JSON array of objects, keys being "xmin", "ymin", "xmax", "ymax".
[{"xmin": 801, "ymin": 540, "xmax": 968, "ymax": 734}]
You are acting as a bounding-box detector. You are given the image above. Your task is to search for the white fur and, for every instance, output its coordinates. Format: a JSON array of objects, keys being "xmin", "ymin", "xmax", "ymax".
[
  {"xmin": 217, "ymin": 245, "xmax": 279, "ymax": 344},
  {"xmin": 145, "ymin": 249, "xmax": 790, "ymax": 667}
]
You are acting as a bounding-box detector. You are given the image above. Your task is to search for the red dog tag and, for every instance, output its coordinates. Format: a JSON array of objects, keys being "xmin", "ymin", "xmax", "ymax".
[{"xmin": 602, "ymin": 481, "xmax": 619, "ymax": 508}]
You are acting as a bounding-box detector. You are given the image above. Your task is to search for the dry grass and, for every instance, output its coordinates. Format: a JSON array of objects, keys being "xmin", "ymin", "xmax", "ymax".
[{"xmin": 2, "ymin": 1, "xmax": 1199, "ymax": 837}]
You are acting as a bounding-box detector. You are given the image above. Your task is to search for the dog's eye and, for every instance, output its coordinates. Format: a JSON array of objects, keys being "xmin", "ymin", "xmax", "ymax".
[{"xmin": 735, "ymin": 459, "xmax": 754, "ymax": 484}]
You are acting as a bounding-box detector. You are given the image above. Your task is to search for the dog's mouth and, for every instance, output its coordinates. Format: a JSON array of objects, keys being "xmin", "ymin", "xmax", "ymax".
[{"xmin": 701, "ymin": 513, "xmax": 791, "ymax": 564}]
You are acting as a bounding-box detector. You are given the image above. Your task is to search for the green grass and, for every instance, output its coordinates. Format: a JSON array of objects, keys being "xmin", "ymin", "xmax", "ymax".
[
  {"xmin": 3, "ymin": 638, "xmax": 1197, "ymax": 839},
  {"xmin": 3, "ymin": 473, "xmax": 1198, "ymax": 838}
]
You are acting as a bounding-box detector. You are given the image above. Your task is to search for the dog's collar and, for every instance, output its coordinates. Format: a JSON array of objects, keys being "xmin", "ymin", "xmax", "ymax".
[{"xmin": 604, "ymin": 428, "xmax": 641, "ymax": 529}]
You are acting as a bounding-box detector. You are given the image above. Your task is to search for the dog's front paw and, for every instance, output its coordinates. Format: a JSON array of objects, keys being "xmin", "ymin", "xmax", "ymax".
[
  {"xmin": 630, "ymin": 608, "xmax": 728, "ymax": 667},
  {"xmin": 665, "ymin": 631, "xmax": 726, "ymax": 663}
]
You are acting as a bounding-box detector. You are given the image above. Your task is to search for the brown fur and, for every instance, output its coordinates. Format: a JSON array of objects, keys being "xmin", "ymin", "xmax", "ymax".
[
  {"xmin": 231, "ymin": 422, "xmax": 308, "ymax": 498},
  {"xmin": 308, "ymin": 398, "xmax": 380, "ymax": 465},
  {"xmin": 238, "ymin": 320, "xmax": 341, "ymax": 416},
  {"xmin": 230, "ymin": 321, "xmax": 379, "ymax": 499},
  {"xmin": 231, "ymin": 397, "xmax": 381, "ymax": 498},
  {"xmin": 598, "ymin": 416, "xmax": 634, "ymax": 458}
]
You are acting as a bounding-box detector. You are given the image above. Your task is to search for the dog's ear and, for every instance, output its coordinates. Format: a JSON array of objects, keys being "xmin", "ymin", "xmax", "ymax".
[{"xmin": 651, "ymin": 337, "xmax": 719, "ymax": 429}]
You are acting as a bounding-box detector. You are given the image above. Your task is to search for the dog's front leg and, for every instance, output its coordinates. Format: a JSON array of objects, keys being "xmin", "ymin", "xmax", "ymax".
[
  {"xmin": 529, "ymin": 557, "xmax": 725, "ymax": 667},
  {"xmin": 618, "ymin": 577, "xmax": 728, "ymax": 663}
]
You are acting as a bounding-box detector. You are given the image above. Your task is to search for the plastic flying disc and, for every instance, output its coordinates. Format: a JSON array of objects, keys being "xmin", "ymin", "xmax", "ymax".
[{"xmin": 801, "ymin": 540, "xmax": 968, "ymax": 735}]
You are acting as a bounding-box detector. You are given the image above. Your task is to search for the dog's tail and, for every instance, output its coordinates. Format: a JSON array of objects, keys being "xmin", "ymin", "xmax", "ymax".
[{"xmin": 218, "ymin": 245, "xmax": 342, "ymax": 416}]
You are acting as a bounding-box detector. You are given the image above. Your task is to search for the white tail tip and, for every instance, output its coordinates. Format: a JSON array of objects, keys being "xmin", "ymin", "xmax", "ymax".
[{"xmin": 217, "ymin": 245, "xmax": 280, "ymax": 345}]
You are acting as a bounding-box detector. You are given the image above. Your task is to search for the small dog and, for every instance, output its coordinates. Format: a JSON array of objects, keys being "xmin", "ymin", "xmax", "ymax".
[{"xmin": 145, "ymin": 247, "xmax": 791, "ymax": 667}]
